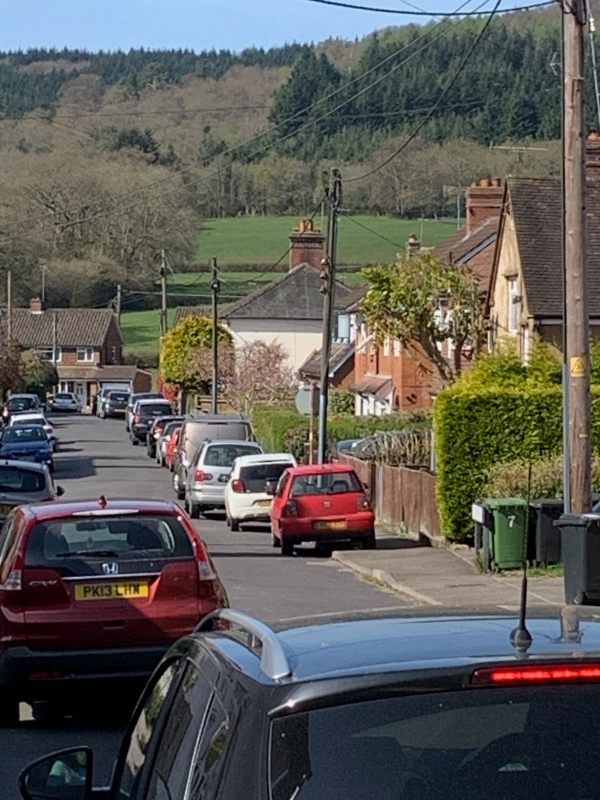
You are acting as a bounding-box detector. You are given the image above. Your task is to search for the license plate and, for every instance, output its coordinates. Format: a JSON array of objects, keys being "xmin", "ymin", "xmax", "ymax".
[
  {"xmin": 74, "ymin": 582, "xmax": 149, "ymax": 601},
  {"xmin": 255, "ymin": 499, "xmax": 272, "ymax": 507},
  {"xmin": 315, "ymin": 520, "xmax": 347, "ymax": 531}
]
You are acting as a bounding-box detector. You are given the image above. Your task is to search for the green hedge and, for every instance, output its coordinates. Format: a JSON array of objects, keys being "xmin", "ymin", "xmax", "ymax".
[{"xmin": 434, "ymin": 386, "xmax": 600, "ymax": 542}]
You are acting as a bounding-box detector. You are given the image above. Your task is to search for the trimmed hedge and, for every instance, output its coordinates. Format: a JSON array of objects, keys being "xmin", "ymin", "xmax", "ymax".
[{"xmin": 434, "ymin": 386, "xmax": 600, "ymax": 542}]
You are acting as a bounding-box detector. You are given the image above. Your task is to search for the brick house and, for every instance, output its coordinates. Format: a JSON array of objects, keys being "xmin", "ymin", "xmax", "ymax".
[{"xmin": 9, "ymin": 299, "xmax": 151, "ymax": 407}]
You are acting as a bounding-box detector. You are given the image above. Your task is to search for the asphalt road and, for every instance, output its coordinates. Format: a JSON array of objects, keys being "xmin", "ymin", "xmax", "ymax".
[{"xmin": 0, "ymin": 412, "xmax": 409, "ymax": 798}]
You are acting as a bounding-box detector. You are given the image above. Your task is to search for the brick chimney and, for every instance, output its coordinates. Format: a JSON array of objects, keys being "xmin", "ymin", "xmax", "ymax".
[
  {"xmin": 466, "ymin": 177, "xmax": 504, "ymax": 234},
  {"xmin": 289, "ymin": 218, "xmax": 325, "ymax": 271},
  {"xmin": 587, "ymin": 129, "xmax": 600, "ymax": 176},
  {"xmin": 406, "ymin": 234, "xmax": 421, "ymax": 257},
  {"xmin": 29, "ymin": 297, "xmax": 43, "ymax": 314}
]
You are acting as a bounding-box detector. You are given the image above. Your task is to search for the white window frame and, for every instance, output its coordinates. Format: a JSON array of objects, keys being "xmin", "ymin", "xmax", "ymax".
[
  {"xmin": 77, "ymin": 346, "xmax": 95, "ymax": 363},
  {"xmin": 507, "ymin": 277, "xmax": 520, "ymax": 335},
  {"xmin": 393, "ymin": 338, "xmax": 401, "ymax": 357},
  {"xmin": 38, "ymin": 346, "xmax": 62, "ymax": 363}
]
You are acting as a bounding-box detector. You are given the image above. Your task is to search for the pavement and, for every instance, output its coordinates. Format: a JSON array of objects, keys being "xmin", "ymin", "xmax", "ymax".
[{"xmin": 332, "ymin": 533, "xmax": 567, "ymax": 612}]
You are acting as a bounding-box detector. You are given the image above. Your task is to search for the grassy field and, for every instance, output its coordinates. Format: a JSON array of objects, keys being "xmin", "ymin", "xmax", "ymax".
[
  {"xmin": 121, "ymin": 308, "xmax": 176, "ymax": 357},
  {"xmin": 197, "ymin": 215, "xmax": 456, "ymax": 267}
]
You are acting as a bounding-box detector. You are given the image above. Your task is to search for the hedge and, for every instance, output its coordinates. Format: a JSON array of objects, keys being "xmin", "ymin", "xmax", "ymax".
[
  {"xmin": 434, "ymin": 386, "xmax": 600, "ymax": 542},
  {"xmin": 251, "ymin": 405, "xmax": 431, "ymax": 461}
]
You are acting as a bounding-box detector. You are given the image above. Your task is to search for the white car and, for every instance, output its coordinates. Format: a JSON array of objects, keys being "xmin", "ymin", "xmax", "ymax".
[
  {"xmin": 224, "ymin": 453, "xmax": 297, "ymax": 531},
  {"xmin": 9, "ymin": 412, "xmax": 56, "ymax": 449},
  {"xmin": 50, "ymin": 392, "xmax": 81, "ymax": 413}
]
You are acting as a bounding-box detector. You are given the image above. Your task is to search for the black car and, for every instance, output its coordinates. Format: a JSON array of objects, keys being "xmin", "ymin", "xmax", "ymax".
[
  {"xmin": 130, "ymin": 401, "xmax": 173, "ymax": 445},
  {"xmin": 99, "ymin": 390, "xmax": 130, "ymax": 419},
  {"xmin": 19, "ymin": 607, "xmax": 600, "ymax": 800}
]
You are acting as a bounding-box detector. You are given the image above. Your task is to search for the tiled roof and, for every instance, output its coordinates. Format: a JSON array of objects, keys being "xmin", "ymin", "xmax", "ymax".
[
  {"xmin": 5, "ymin": 308, "xmax": 119, "ymax": 348},
  {"xmin": 342, "ymin": 284, "xmax": 368, "ymax": 312},
  {"xmin": 352, "ymin": 374, "xmax": 392, "ymax": 398},
  {"xmin": 221, "ymin": 264, "xmax": 352, "ymax": 321},
  {"xmin": 173, "ymin": 305, "xmax": 213, "ymax": 326},
  {"xmin": 298, "ymin": 342, "xmax": 355, "ymax": 378},
  {"xmin": 57, "ymin": 365, "xmax": 151, "ymax": 381},
  {"xmin": 432, "ymin": 216, "xmax": 499, "ymax": 288}
]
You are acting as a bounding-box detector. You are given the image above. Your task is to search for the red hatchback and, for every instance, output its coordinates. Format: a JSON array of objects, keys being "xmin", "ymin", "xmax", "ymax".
[
  {"xmin": 0, "ymin": 497, "xmax": 228, "ymax": 723},
  {"xmin": 270, "ymin": 464, "xmax": 375, "ymax": 556}
]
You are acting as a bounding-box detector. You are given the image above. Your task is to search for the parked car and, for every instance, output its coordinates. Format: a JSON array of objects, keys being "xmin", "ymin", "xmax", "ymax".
[
  {"xmin": 156, "ymin": 419, "xmax": 184, "ymax": 466},
  {"xmin": 20, "ymin": 607, "xmax": 600, "ymax": 800},
  {"xmin": 0, "ymin": 460, "xmax": 63, "ymax": 522},
  {"xmin": 0, "ymin": 496, "xmax": 228, "ymax": 724},
  {"xmin": 130, "ymin": 399, "xmax": 174, "ymax": 445},
  {"xmin": 183, "ymin": 439, "xmax": 263, "ymax": 518},
  {"xmin": 9, "ymin": 412, "xmax": 56, "ymax": 450},
  {"xmin": 270, "ymin": 463, "xmax": 375, "ymax": 556},
  {"xmin": 49, "ymin": 392, "xmax": 81, "ymax": 413},
  {"xmin": 225, "ymin": 452, "xmax": 297, "ymax": 531},
  {"xmin": 125, "ymin": 392, "xmax": 165, "ymax": 432},
  {"xmin": 98, "ymin": 389, "xmax": 130, "ymax": 419},
  {"xmin": 173, "ymin": 415, "xmax": 253, "ymax": 500},
  {"xmin": 2, "ymin": 394, "xmax": 42, "ymax": 424},
  {"xmin": 0, "ymin": 425, "xmax": 54, "ymax": 471},
  {"xmin": 92, "ymin": 387, "xmax": 111, "ymax": 416},
  {"xmin": 146, "ymin": 415, "xmax": 182, "ymax": 459},
  {"xmin": 165, "ymin": 426, "xmax": 182, "ymax": 472}
]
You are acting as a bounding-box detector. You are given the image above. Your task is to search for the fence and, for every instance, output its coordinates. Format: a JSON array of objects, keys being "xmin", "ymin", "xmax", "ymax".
[{"xmin": 338, "ymin": 454, "xmax": 442, "ymax": 540}]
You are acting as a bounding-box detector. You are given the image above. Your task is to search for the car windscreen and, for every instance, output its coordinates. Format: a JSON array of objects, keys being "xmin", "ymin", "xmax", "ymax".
[
  {"xmin": 55, "ymin": 394, "xmax": 74, "ymax": 400},
  {"xmin": 3, "ymin": 427, "xmax": 48, "ymax": 443},
  {"xmin": 24, "ymin": 514, "xmax": 194, "ymax": 574},
  {"xmin": 8, "ymin": 397, "xmax": 36, "ymax": 411},
  {"xmin": 203, "ymin": 444, "xmax": 262, "ymax": 468},
  {"xmin": 163, "ymin": 421, "xmax": 181, "ymax": 438},
  {"xmin": 290, "ymin": 471, "xmax": 361, "ymax": 497},
  {"xmin": 0, "ymin": 466, "xmax": 45, "ymax": 493},
  {"xmin": 239, "ymin": 462, "xmax": 294, "ymax": 492},
  {"xmin": 270, "ymin": 685, "xmax": 600, "ymax": 800}
]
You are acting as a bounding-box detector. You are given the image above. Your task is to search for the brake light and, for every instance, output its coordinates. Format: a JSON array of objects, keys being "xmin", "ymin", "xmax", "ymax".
[
  {"xmin": 190, "ymin": 535, "xmax": 216, "ymax": 581},
  {"xmin": 285, "ymin": 499, "xmax": 298, "ymax": 517},
  {"xmin": 357, "ymin": 494, "xmax": 371, "ymax": 511},
  {"xmin": 134, "ymin": 413, "xmax": 141, "ymax": 423},
  {"xmin": 472, "ymin": 663, "xmax": 600, "ymax": 686},
  {"xmin": 0, "ymin": 569, "xmax": 22, "ymax": 591},
  {"xmin": 194, "ymin": 470, "xmax": 213, "ymax": 482},
  {"xmin": 231, "ymin": 479, "xmax": 245, "ymax": 493}
]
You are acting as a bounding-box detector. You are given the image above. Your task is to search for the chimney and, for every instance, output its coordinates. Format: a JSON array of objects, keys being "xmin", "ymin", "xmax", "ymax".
[
  {"xmin": 406, "ymin": 234, "xmax": 421, "ymax": 257},
  {"xmin": 586, "ymin": 129, "xmax": 600, "ymax": 176},
  {"xmin": 289, "ymin": 218, "xmax": 325, "ymax": 271},
  {"xmin": 29, "ymin": 297, "xmax": 43, "ymax": 314},
  {"xmin": 466, "ymin": 177, "xmax": 504, "ymax": 234}
]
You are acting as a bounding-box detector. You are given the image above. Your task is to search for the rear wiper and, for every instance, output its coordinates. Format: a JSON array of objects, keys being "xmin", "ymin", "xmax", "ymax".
[{"xmin": 55, "ymin": 549, "xmax": 121, "ymax": 558}]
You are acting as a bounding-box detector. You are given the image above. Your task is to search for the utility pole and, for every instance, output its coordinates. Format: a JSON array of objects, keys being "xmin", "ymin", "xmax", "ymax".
[
  {"xmin": 41, "ymin": 262, "xmax": 47, "ymax": 305},
  {"xmin": 6, "ymin": 270, "xmax": 12, "ymax": 342},
  {"xmin": 160, "ymin": 250, "xmax": 168, "ymax": 338},
  {"xmin": 116, "ymin": 284, "xmax": 122, "ymax": 326},
  {"xmin": 52, "ymin": 311, "xmax": 58, "ymax": 365},
  {"xmin": 317, "ymin": 168, "xmax": 342, "ymax": 464},
  {"xmin": 210, "ymin": 257, "xmax": 221, "ymax": 415},
  {"xmin": 564, "ymin": 0, "xmax": 592, "ymax": 513}
]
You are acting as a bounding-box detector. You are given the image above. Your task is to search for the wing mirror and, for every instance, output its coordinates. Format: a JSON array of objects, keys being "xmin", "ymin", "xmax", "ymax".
[
  {"xmin": 55, "ymin": 485, "xmax": 65, "ymax": 497},
  {"xmin": 265, "ymin": 482, "xmax": 275, "ymax": 496},
  {"xmin": 19, "ymin": 746, "xmax": 93, "ymax": 800}
]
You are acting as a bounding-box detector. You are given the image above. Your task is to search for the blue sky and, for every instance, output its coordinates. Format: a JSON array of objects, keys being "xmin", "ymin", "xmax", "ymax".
[{"xmin": 3, "ymin": 0, "xmax": 514, "ymax": 52}]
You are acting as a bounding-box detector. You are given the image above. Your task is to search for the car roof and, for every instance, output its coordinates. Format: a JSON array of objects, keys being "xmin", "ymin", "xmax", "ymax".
[
  {"xmin": 235, "ymin": 453, "xmax": 295, "ymax": 466},
  {"xmin": 185, "ymin": 414, "xmax": 247, "ymax": 423},
  {"xmin": 204, "ymin": 439, "xmax": 261, "ymax": 447},
  {"xmin": 0, "ymin": 459, "xmax": 48, "ymax": 472},
  {"xmin": 8, "ymin": 394, "xmax": 39, "ymax": 400},
  {"xmin": 286, "ymin": 464, "xmax": 358, "ymax": 476},
  {"xmin": 17, "ymin": 497, "xmax": 183, "ymax": 522}
]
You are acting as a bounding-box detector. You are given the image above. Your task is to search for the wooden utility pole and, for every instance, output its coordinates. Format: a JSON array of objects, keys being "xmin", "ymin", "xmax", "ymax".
[
  {"xmin": 160, "ymin": 251, "xmax": 168, "ymax": 338},
  {"xmin": 564, "ymin": 0, "xmax": 592, "ymax": 513},
  {"xmin": 317, "ymin": 169, "xmax": 342, "ymax": 465},
  {"xmin": 210, "ymin": 257, "xmax": 221, "ymax": 415},
  {"xmin": 7, "ymin": 270, "xmax": 12, "ymax": 342},
  {"xmin": 115, "ymin": 284, "xmax": 122, "ymax": 325},
  {"xmin": 52, "ymin": 311, "xmax": 58, "ymax": 365}
]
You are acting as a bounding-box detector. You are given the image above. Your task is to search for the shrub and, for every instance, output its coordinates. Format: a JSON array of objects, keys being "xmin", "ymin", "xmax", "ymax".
[
  {"xmin": 482, "ymin": 455, "xmax": 600, "ymax": 500},
  {"xmin": 329, "ymin": 390, "xmax": 355, "ymax": 414},
  {"xmin": 354, "ymin": 428, "xmax": 431, "ymax": 467}
]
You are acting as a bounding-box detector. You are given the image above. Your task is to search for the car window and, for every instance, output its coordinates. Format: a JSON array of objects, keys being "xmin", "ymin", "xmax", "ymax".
[
  {"xmin": 290, "ymin": 471, "xmax": 361, "ymax": 497},
  {"xmin": 139, "ymin": 404, "xmax": 172, "ymax": 416},
  {"xmin": 239, "ymin": 463, "xmax": 294, "ymax": 492},
  {"xmin": 276, "ymin": 471, "xmax": 291, "ymax": 497},
  {"xmin": 202, "ymin": 444, "xmax": 262, "ymax": 468},
  {"xmin": 0, "ymin": 466, "xmax": 45, "ymax": 492},
  {"xmin": 0, "ymin": 514, "xmax": 18, "ymax": 576},
  {"xmin": 3, "ymin": 427, "xmax": 48, "ymax": 443},
  {"xmin": 270, "ymin": 686, "xmax": 600, "ymax": 800},
  {"xmin": 186, "ymin": 694, "xmax": 231, "ymax": 800},
  {"xmin": 109, "ymin": 392, "xmax": 129, "ymax": 402}
]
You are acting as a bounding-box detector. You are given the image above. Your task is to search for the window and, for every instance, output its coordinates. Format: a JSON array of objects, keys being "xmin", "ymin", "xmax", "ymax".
[
  {"xmin": 38, "ymin": 347, "xmax": 61, "ymax": 363},
  {"xmin": 77, "ymin": 347, "xmax": 94, "ymax": 362},
  {"xmin": 393, "ymin": 339, "xmax": 401, "ymax": 357},
  {"xmin": 507, "ymin": 277, "xmax": 520, "ymax": 334},
  {"xmin": 187, "ymin": 696, "xmax": 231, "ymax": 799}
]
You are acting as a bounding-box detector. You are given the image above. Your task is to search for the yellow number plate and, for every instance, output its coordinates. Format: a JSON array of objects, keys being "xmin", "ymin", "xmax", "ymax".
[
  {"xmin": 315, "ymin": 520, "xmax": 347, "ymax": 531},
  {"xmin": 256, "ymin": 499, "xmax": 272, "ymax": 507},
  {"xmin": 74, "ymin": 582, "xmax": 149, "ymax": 601}
]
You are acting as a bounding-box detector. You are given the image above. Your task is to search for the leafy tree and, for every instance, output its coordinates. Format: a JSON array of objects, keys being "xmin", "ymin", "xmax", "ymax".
[
  {"xmin": 19, "ymin": 350, "xmax": 58, "ymax": 400},
  {"xmin": 361, "ymin": 253, "xmax": 485, "ymax": 384},
  {"xmin": 222, "ymin": 340, "xmax": 294, "ymax": 418},
  {"xmin": 0, "ymin": 340, "xmax": 24, "ymax": 400}
]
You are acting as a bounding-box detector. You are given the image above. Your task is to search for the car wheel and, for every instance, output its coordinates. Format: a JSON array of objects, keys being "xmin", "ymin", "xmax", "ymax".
[
  {"xmin": 272, "ymin": 532, "xmax": 281, "ymax": 548},
  {"xmin": 173, "ymin": 474, "xmax": 185, "ymax": 500},
  {"xmin": 363, "ymin": 532, "xmax": 376, "ymax": 550},
  {"xmin": 131, "ymin": 437, "xmax": 139, "ymax": 446},
  {"xmin": 0, "ymin": 697, "xmax": 19, "ymax": 726},
  {"xmin": 189, "ymin": 503, "xmax": 201, "ymax": 519},
  {"xmin": 281, "ymin": 538, "xmax": 294, "ymax": 557},
  {"xmin": 230, "ymin": 517, "xmax": 240, "ymax": 532}
]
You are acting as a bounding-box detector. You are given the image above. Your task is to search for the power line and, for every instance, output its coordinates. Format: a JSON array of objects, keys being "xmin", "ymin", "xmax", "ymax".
[
  {"xmin": 346, "ymin": 0, "xmax": 503, "ymax": 183},
  {"xmin": 303, "ymin": 0, "xmax": 555, "ymax": 14},
  {"xmin": 342, "ymin": 213, "xmax": 405, "ymax": 248}
]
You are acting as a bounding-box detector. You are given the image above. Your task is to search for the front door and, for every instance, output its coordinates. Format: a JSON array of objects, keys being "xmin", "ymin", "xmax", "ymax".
[{"xmin": 74, "ymin": 382, "xmax": 86, "ymax": 407}]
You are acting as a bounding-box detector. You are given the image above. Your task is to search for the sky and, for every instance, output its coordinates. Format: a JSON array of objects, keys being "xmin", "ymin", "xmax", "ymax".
[{"xmin": 3, "ymin": 0, "xmax": 524, "ymax": 52}]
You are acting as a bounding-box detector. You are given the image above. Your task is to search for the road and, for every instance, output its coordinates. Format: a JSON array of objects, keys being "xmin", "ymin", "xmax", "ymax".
[{"xmin": 0, "ymin": 413, "xmax": 410, "ymax": 798}]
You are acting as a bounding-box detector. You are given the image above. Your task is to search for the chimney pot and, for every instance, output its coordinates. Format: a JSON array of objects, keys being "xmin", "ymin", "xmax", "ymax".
[{"xmin": 465, "ymin": 176, "xmax": 504, "ymax": 234}]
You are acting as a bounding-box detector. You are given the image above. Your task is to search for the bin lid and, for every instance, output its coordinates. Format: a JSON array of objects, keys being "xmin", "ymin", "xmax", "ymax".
[
  {"xmin": 530, "ymin": 497, "xmax": 564, "ymax": 509},
  {"xmin": 484, "ymin": 497, "xmax": 528, "ymax": 510}
]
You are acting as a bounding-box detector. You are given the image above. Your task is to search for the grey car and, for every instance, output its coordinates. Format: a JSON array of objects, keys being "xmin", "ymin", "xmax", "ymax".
[{"xmin": 0, "ymin": 460, "xmax": 63, "ymax": 521}]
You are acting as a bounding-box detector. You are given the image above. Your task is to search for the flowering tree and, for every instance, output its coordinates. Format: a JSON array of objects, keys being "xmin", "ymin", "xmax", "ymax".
[{"xmin": 222, "ymin": 341, "xmax": 294, "ymax": 418}]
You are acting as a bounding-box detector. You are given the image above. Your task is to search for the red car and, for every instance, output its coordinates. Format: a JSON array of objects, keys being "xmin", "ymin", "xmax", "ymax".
[
  {"xmin": 165, "ymin": 426, "xmax": 182, "ymax": 471},
  {"xmin": 0, "ymin": 496, "xmax": 228, "ymax": 724},
  {"xmin": 270, "ymin": 464, "xmax": 375, "ymax": 556}
]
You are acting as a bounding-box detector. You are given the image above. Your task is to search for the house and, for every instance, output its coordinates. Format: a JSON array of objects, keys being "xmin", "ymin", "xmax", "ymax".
[
  {"xmin": 220, "ymin": 219, "xmax": 352, "ymax": 373},
  {"xmin": 297, "ymin": 341, "xmax": 355, "ymax": 389},
  {"xmin": 8, "ymin": 299, "xmax": 151, "ymax": 407}
]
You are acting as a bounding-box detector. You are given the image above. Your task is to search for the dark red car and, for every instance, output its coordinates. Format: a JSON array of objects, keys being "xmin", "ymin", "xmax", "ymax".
[
  {"xmin": 0, "ymin": 496, "xmax": 228, "ymax": 724},
  {"xmin": 270, "ymin": 464, "xmax": 375, "ymax": 556},
  {"xmin": 165, "ymin": 426, "xmax": 182, "ymax": 471}
]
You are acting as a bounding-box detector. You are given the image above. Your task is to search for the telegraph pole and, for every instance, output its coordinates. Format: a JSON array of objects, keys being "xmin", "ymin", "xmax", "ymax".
[
  {"xmin": 115, "ymin": 284, "xmax": 122, "ymax": 326},
  {"xmin": 564, "ymin": 0, "xmax": 592, "ymax": 513},
  {"xmin": 317, "ymin": 169, "xmax": 342, "ymax": 464},
  {"xmin": 160, "ymin": 250, "xmax": 168, "ymax": 338},
  {"xmin": 6, "ymin": 270, "xmax": 12, "ymax": 342},
  {"xmin": 210, "ymin": 257, "xmax": 221, "ymax": 415}
]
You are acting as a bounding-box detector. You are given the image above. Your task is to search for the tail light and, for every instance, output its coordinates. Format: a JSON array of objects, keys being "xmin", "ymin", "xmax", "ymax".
[
  {"xmin": 191, "ymin": 535, "xmax": 216, "ymax": 581},
  {"xmin": 194, "ymin": 470, "xmax": 213, "ymax": 482},
  {"xmin": 231, "ymin": 479, "xmax": 245, "ymax": 493},
  {"xmin": 357, "ymin": 494, "xmax": 371, "ymax": 511},
  {"xmin": 134, "ymin": 413, "xmax": 141, "ymax": 423},
  {"xmin": 284, "ymin": 499, "xmax": 298, "ymax": 517},
  {"xmin": 0, "ymin": 550, "xmax": 23, "ymax": 591},
  {"xmin": 472, "ymin": 663, "xmax": 600, "ymax": 686}
]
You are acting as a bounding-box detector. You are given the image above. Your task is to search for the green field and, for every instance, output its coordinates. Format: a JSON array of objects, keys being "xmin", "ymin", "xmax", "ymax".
[
  {"xmin": 121, "ymin": 309, "xmax": 176, "ymax": 357},
  {"xmin": 197, "ymin": 215, "xmax": 456, "ymax": 267}
]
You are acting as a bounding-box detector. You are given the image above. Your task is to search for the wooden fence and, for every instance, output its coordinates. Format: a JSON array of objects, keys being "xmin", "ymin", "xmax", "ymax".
[{"xmin": 338, "ymin": 454, "xmax": 442, "ymax": 540}]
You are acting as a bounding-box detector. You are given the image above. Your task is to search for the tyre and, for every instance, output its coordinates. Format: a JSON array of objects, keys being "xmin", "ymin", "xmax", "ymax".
[
  {"xmin": 173, "ymin": 473, "xmax": 185, "ymax": 500},
  {"xmin": 363, "ymin": 532, "xmax": 376, "ymax": 550},
  {"xmin": 230, "ymin": 517, "xmax": 240, "ymax": 532},
  {"xmin": 272, "ymin": 533, "xmax": 280, "ymax": 548},
  {"xmin": 131, "ymin": 437, "xmax": 139, "ymax": 446},
  {"xmin": 281, "ymin": 538, "xmax": 294, "ymax": 557},
  {"xmin": 189, "ymin": 502, "xmax": 200, "ymax": 519}
]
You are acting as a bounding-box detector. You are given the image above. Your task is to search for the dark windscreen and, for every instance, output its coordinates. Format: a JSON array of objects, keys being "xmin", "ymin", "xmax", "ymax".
[
  {"xmin": 138, "ymin": 403, "xmax": 172, "ymax": 417},
  {"xmin": 108, "ymin": 392, "xmax": 129, "ymax": 403},
  {"xmin": 8, "ymin": 397, "xmax": 36, "ymax": 411},
  {"xmin": 203, "ymin": 444, "xmax": 262, "ymax": 468},
  {"xmin": 240, "ymin": 462, "xmax": 294, "ymax": 492},
  {"xmin": 3, "ymin": 427, "xmax": 47, "ymax": 443},
  {"xmin": 270, "ymin": 686, "xmax": 600, "ymax": 800},
  {"xmin": 0, "ymin": 466, "xmax": 45, "ymax": 492}
]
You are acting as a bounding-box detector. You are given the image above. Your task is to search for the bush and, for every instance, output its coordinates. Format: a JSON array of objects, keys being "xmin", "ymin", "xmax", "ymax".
[
  {"xmin": 482, "ymin": 454, "xmax": 600, "ymax": 499},
  {"xmin": 354, "ymin": 428, "xmax": 431, "ymax": 467}
]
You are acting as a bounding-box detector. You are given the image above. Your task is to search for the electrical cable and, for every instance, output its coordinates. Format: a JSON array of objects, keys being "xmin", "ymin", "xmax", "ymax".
[
  {"xmin": 346, "ymin": 0, "xmax": 503, "ymax": 183},
  {"xmin": 341, "ymin": 213, "xmax": 405, "ymax": 248},
  {"xmin": 303, "ymin": 0, "xmax": 555, "ymax": 14}
]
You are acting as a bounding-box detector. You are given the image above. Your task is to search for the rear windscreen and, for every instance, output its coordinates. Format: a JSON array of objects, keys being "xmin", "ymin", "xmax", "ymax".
[
  {"xmin": 24, "ymin": 514, "xmax": 194, "ymax": 574},
  {"xmin": 138, "ymin": 404, "xmax": 172, "ymax": 416},
  {"xmin": 0, "ymin": 466, "xmax": 45, "ymax": 493},
  {"xmin": 240, "ymin": 463, "xmax": 293, "ymax": 492},
  {"xmin": 203, "ymin": 444, "xmax": 262, "ymax": 468},
  {"xmin": 8, "ymin": 397, "xmax": 36, "ymax": 411},
  {"xmin": 108, "ymin": 392, "xmax": 129, "ymax": 402},
  {"xmin": 290, "ymin": 471, "xmax": 361, "ymax": 497}
]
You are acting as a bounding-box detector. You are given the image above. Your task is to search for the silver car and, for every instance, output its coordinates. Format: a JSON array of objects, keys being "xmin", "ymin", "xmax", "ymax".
[
  {"xmin": 184, "ymin": 440, "xmax": 263, "ymax": 518},
  {"xmin": 0, "ymin": 460, "xmax": 63, "ymax": 521}
]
